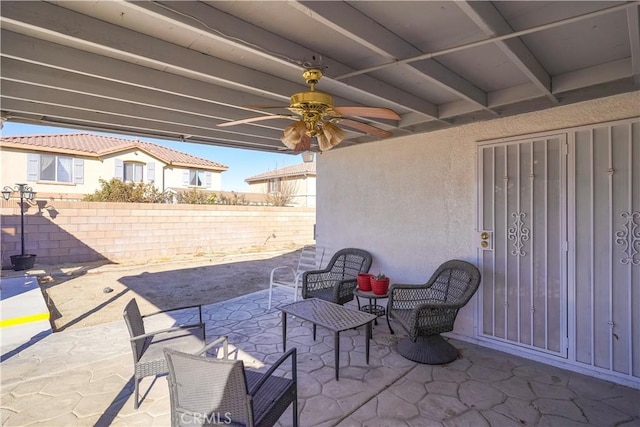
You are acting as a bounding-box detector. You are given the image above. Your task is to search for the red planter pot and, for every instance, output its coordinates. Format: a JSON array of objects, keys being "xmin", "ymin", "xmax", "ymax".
[
  {"xmin": 370, "ymin": 277, "xmax": 390, "ymax": 295},
  {"xmin": 357, "ymin": 273, "xmax": 373, "ymax": 291}
]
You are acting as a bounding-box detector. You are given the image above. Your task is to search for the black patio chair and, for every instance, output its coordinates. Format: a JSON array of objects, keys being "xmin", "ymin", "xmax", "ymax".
[
  {"xmin": 123, "ymin": 298, "xmax": 206, "ymax": 409},
  {"xmin": 387, "ymin": 260, "xmax": 481, "ymax": 364},
  {"xmin": 164, "ymin": 338, "xmax": 298, "ymax": 427},
  {"xmin": 301, "ymin": 248, "xmax": 372, "ymax": 305}
]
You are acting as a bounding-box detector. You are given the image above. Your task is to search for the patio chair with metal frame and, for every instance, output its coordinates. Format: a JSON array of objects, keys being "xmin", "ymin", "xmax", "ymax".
[
  {"xmin": 387, "ymin": 260, "xmax": 481, "ymax": 364},
  {"xmin": 164, "ymin": 337, "xmax": 298, "ymax": 427},
  {"xmin": 123, "ymin": 298, "xmax": 206, "ymax": 409},
  {"xmin": 301, "ymin": 248, "xmax": 372, "ymax": 305},
  {"xmin": 268, "ymin": 245, "xmax": 325, "ymax": 309}
]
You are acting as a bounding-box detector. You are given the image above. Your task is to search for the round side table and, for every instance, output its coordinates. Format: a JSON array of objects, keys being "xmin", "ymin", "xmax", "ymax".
[{"xmin": 353, "ymin": 288, "xmax": 389, "ymax": 327}]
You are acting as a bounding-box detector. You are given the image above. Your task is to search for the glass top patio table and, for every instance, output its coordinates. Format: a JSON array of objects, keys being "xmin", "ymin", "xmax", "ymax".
[{"xmin": 280, "ymin": 298, "xmax": 377, "ymax": 381}]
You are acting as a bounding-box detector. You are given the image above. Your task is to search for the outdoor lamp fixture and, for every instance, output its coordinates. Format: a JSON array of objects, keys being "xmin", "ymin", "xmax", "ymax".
[
  {"xmin": 301, "ymin": 152, "xmax": 314, "ymax": 163},
  {"xmin": 2, "ymin": 183, "xmax": 37, "ymax": 270}
]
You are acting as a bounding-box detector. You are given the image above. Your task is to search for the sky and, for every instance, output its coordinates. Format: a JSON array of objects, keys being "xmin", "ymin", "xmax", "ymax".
[{"xmin": 1, "ymin": 122, "xmax": 302, "ymax": 192}]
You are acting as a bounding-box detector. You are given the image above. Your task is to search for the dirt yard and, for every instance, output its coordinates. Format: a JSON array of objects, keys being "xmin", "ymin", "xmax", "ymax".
[{"xmin": 20, "ymin": 246, "xmax": 304, "ymax": 331}]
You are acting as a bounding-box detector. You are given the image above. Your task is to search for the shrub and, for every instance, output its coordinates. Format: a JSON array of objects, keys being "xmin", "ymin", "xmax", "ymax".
[
  {"xmin": 175, "ymin": 188, "xmax": 217, "ymax": 204},
  {"xmin": 83, "ymin": 179, "xmax": 169, "ymax": 203}
]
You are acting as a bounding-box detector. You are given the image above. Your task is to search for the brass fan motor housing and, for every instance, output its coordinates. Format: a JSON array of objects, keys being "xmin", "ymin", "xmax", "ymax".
[
  {"xmin": 289, "ymin": 91, "xmax": 334, "ymax": 111},
  {"xmin": 289, "ymin": 90, "xmax": 336, "ymax": 136}
]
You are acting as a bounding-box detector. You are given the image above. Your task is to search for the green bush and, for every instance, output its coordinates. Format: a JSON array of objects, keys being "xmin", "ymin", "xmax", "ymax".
[
  {"xmin": 175, "ymin": 188, "xmax": 217, "ymax": 204},
  {"xmin": 83, "ymin": 178, "xmax": 169, "ymax": 203}
]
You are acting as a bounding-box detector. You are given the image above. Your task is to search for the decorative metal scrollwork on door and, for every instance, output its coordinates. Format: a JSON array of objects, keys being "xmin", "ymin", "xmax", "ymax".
[
  {"xmin": 616, "ymin": 211, "xmax": 640, "ymax": 265},
  {"xmin": 507, "ymin": 212, "xmax": 530, "ymax": 257}
]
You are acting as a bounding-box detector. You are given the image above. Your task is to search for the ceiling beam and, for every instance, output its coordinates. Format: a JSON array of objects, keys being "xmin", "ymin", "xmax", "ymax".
[
  {"xmin": 456, "ymin": 1, "xmax": 558, "ymax": 105},
  {"xmin": 0, "ymin": 31, "xmax": 292, "ymax": 120},
  {"xmin": 0, "ymin": 57, "xmax": 287, "ymax": 138},
  {"xmin": 334, "ymin": 2, "xmax": 639, "ymax": 80},
  {"xmin": 0, "ymin": 80, "xmax": 286, "ymax": 144},
  {"xmin": 552, "ymin": 58, "xmax": 633, "ymax": 94},
  {"xmin": 296, "ymin": 1, "xmax": 492, "ymax": 114},
  {"xmin": 627, "ymin": 5, "xmax": 640, "ymax": 86},
  {"xmin": 120, "ymin": 0, "xmax": 440, "ymax": 120},
  {"xmin": 0, "ymin": 1, "xmax": 297, "ymax": 102},
  {"xmin": 0, "ymin": 98, "xmax": 285, "ymax": 151}
]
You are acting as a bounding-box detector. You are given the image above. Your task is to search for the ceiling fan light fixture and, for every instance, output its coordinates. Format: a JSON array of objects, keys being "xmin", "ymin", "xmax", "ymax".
[
  {"xmin": 281, "ymin": 121, "xmax": 306, "ymax": 150},
  {"xmin": 317, "ymin": 122, "xmax": 344, "ymax": 151}
]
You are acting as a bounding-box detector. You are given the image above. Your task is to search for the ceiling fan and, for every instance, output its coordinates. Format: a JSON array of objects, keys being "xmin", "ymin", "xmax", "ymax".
[{"xmin": 217, "ymin": 68, "xmax": 400, "ymax": 152}]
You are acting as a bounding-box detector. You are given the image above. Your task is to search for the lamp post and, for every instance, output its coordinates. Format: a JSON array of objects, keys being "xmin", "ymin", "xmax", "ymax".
[{"xmin": 2, "ymin": 183, "xmax": 37, "ymax": 270}]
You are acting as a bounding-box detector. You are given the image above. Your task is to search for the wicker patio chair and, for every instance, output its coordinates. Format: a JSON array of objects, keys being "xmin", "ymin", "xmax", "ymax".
[
  {"xmin": 387, "ymin": 260, "xmax": 481, "ymax": 364},
  {"xmin": 268, "ymin": 245, "xmax": 325, "ymax": 309},
  {"xmin": 164, "ymin": 338, "xmax": 298, "ymax": 427},
  {"xmin": 123, "ymin": 298, "xmax": 206, "ymax": 409},
  {"xmin": 301, "ymin": 248, "xmax": 372, "ymax": 305}
]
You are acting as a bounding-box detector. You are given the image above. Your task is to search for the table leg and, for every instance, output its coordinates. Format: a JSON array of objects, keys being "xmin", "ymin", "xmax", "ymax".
[
  {"xmin": 368, "ymin": 297, "xmax": 378, "ymax": 325},
  {"xmin": 356, "ymin": 295, "xmax": 361, "ymax": 310},
  {"xmin": 366, "ymin": 321, "xmax": 371, "ymax": 364},
  {"xmin": 334, "ymin": 332, "xmax": 340, "ymax": 381},
  {"xmin": 313, "ymin": 323, "xmax": 317, "ymax": 341},
  {"xmin": 282, "ymin": 311, "xmax": 287, "ymax": 352}
]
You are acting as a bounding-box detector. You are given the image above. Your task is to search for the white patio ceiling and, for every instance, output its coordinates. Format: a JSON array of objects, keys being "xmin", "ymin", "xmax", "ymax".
[{"xmin": 1, "ymin": 1, "xmax": 638, "ymax": 154}]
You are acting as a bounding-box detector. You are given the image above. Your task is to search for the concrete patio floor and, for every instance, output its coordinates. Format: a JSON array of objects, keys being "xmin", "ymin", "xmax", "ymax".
[{"xmin": 1, "ymin": 286, "xmax": 639, "ymax": 426}]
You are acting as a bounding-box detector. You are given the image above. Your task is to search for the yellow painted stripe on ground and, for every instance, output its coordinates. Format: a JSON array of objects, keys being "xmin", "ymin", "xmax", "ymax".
[{"xmin": 0, "ymin": 312, "xmax": 50, "ymax": 328}]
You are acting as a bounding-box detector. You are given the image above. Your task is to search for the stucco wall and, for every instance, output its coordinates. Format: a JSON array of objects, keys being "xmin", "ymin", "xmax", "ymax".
[
  {"xmin": 1, "ymin": 201, "xmax": 315, "ymax": 267},
  {"xmin": 317, "ymin": 91, "xmax": 639, "ymax": 338}
]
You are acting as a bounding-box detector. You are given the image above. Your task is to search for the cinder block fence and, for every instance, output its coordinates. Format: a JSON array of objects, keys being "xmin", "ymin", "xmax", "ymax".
[{"xmin": 1, "ymin": 200, "xmax": 315, "ymax": 267}]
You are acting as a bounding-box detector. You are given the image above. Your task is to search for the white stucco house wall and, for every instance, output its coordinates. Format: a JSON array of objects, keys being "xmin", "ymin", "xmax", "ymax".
[
  {"xmin": 0, "ymin": 133, "xmax": 228, "ymax": 199},
  {"xmin": 317, "ymin": 91, "xmax": 639, "ymax": 388},
  {"xmin": 245, "ymin": 162, "xmax": 316, "ymax": 207}
]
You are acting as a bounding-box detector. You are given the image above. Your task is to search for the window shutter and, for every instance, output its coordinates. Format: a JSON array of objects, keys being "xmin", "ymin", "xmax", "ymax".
[
  {"xmin": 205, "ymin": 172, "xmax": 212, "ymax": 188},
  {"xmin": 114, "ymin": 158, "xmax": 124, "ymax": 180},
  {"xmin": 73, "ymin": 158, "xmax": 84, "ymax": 184},
  {"xmin": 147, "ymin": 162, "xmax": 155, "ymax": 182},
  {"xmin": 183, "ymin": 170, "xmax": 190, "ymax": 185},
  {"xmin": 27, "ymin": 153, "xmax": 39, "ymax": 181}
]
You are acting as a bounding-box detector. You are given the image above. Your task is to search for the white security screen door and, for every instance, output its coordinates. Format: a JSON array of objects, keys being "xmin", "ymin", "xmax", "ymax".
[
  {"xmin": 571, "ymin": 121, "xmax": 639, "ymax": 379},
  {"xmin": 478, "ymin": 135, "xmax": 567, "ymax": 356},
  {"xmin": 478, "ymin": 119, "xmax": 640, "ymax": 384}
]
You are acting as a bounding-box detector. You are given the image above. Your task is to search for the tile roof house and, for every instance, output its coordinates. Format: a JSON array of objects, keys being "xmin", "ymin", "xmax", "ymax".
[
  {"xmin": 0, "ymin": 133, "xmax": 228, "ymax": 200},
  {"xmin": 245, "ymin": 162, "xmax": 316, "ymax": 207}
]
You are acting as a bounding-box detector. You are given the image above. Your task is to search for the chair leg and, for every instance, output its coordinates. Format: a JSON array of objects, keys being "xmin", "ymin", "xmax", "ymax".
[
  {"xmin": 397, "ymin": 334, "xmax": 458, "ymax": 365},
  {"xmin": 133, "ymin": 377, "xmax": 140, "ymax": 409},
  {"xmin": 268, "ymin": 285, "xmax": 273, "ymax": 309},
  {"xmin": 292, "ymin": 390, "xmax": 298, "ymax": 427}
]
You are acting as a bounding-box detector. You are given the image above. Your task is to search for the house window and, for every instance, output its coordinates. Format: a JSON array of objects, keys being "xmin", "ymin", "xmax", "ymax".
[
  {"xmin": 190, "ymin": 170, "xmax": 205, "ymax": 187},
  {"xmin": 269, "ymin": 178, "xmax": 280, "ymax": 193},
  {"xmin": 123, "ymin": 162, "xmax": 144, "ymax": 182},
  {"xmin": 40, "ymin": 154, "xmax": 73, "ymax": 183}
]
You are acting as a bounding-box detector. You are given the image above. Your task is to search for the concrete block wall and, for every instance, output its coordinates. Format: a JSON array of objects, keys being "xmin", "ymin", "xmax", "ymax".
[{"xmin": 0, "ymin": 200, "xmax": 315, "ymax": 266}]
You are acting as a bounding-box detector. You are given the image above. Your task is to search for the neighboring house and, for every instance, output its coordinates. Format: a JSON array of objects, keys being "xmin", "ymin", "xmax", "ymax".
[
  {"xmin": 245, "ymin": 162, "xmax": 316, "ymax": 207},
  {"xmin": 0, "ymin": 133, "xmax": 228, "ymax": 199}
]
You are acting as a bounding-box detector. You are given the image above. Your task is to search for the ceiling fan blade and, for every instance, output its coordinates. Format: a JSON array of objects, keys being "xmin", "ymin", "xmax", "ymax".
[
  {"xmin": 333, "ymin": 106, "xmax": 400, "ymax": 120},
  {"xmin": 339, "ymin": 119, "xmax": 393, "ymax": 138},
  {"xmin": 217, "ymin": 114, "xmax": 294, "ymax": 127},
  {"xmin": 243, "ymin": 105, "xmax": 290, "ymax": 110}
]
